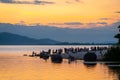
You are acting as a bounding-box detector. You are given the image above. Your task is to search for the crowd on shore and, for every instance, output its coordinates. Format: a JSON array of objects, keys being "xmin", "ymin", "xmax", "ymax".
[
  {"xmin": 40, "ymin": 46, "xmax": 108, "ymax": 54},
  {"xmin": 27, "ymin": 46, "xmax": 109, "ymax": 63}
]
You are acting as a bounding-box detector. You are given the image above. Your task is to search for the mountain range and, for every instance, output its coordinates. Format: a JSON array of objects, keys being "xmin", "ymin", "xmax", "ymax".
[
  {"xmin": 0, "ymin": 22, "xmax": 118, "ymax": 43},
  {"xmin": 0, "ymin": 32, "xmax": 60, "ymax": 45},
  {"xmin": 0, "ymin": 32, "xmax": 115, "ymax": 45}
]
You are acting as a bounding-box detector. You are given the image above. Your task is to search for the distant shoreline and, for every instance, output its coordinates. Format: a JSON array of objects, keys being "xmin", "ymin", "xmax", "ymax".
[
  {"xmin": 0, "ymin": 43, "xmax": 114, "ymax": 45},
  {"xmin": 0, "ymin": 32, "xmax": 116, "ymax": 45}
]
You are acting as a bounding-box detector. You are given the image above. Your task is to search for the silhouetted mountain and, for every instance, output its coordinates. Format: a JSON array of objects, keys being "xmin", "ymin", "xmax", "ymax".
[
  {"xmin": 0, "ymin": 22, "xmax": 118, "ymax": 43},
  {"xmin": 0, "ymin": 32, "xmax": 60, "ymax": 45}
]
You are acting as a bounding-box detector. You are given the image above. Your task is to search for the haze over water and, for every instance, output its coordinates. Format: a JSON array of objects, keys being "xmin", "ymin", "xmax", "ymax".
[{"xmin": 0, "ymin": 45, "xmax": 119, "ymax": 80}]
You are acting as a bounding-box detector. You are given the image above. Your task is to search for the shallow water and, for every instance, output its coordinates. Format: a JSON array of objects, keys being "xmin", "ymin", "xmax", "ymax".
[{"xmin": 0, "ymin": 45, "xmax": 119, "ymax": 80}]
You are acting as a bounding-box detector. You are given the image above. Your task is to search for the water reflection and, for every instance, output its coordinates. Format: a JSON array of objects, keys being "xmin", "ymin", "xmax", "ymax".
[
  {"xmin": 0, "ymin": 45, "xmax": 119, "ymax": 80},
  {"xmin": 110, "ymin": 67, "xmax": 120, "ymax": 80},
  {"xmin": 84, "ymin": 62, "xmax": 97, "ymax": 68},
  {"xmin": 105, "ymin": 62, "xmax": 120, "ymax": 80},
  {"xmin": 0, "ymin": 54, "xmax": 119, "ymax": 80}
]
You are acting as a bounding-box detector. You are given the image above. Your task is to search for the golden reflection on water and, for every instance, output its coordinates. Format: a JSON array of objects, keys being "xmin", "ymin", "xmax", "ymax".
[{"xmin": 0, "ymin": 51, "xmax": 119, "ymax": 80}]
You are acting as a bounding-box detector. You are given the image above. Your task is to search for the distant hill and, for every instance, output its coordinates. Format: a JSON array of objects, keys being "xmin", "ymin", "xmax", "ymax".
[
  {"xmin": 0, "ymin": 32, "xmax": 115, "ymax": 45},
  {"xmin": 0, "ymin": 32, "xmax": 60, "ymax": 45}
]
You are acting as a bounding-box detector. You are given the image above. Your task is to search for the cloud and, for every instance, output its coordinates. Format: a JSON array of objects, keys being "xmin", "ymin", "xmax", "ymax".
[
  {"xmin": 115, "ymin": 11, "xmax": 120, "ymax": 14},
  {"xmin": 49, "ymin": 22, "xmax": 84, "ymax": 25},
  {"xmin": 0, "ymin": 0, "xmax": 55, "ymax": 5},
  {"xmin": 0, "ymin": 0, "xmax": 31, "ymax": 4},
  {"xmin": 87, "ymin": 22, "xmax": 107, "ymax": 25},
  {"xmin": 86, "ymin": 22, "xmax": 108, "ymax": 28},
  {"xmin": 66, "ymin": 0, "xmax": 83, "ymax": 4},
  {"xmin": 75, "ymin": 0, "xmax": 84, "ymax": 3},
  {"xmin": 64, "ymin": 22, "xmax": 84, "ymax": 25},
  {"xmin": 0, "ymin": 22, "xmax": 118, "ymax": 43},
  {"xmin": 48, "ymin": 22, "xmax": 84, "ymax": 28},
  {"xmin": 48, "ymin": 23, "xmax": 63, "ymax": 25},
  {"xmin": 96, "ymin": 22, "xmax": 108, "ymax": 25},
  {"xmin": 65, "ymin": 1, "xmax": 72, "ymax": 4},
  {"xmin": 99, "ymin": 18, "xmax": 110, "ymax": 20},
  {"xmin": 49, "ymin": 21, "xmax": 109, "ymax": 28},
  {"xmin": 34, "ymin": 0, "xmax": 55, "ymax": 5},
  {"xmin": 75, "ymin": 0, "xmax": 79, "ymax": 2}
]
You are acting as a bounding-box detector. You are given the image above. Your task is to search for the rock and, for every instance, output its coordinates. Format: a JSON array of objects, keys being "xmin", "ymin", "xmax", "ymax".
[
  {"xmin": 51, "ymin": 54, "xmax": 63, "ymax": 63},
  {"xmin": 83, "ymin": 52, "xmax": 97, "ymax": 61}
]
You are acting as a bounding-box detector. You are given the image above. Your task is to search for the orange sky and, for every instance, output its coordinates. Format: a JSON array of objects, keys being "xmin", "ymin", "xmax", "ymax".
[{"xmin": 0, "ymin": 0, "xmax": 120, "ymax": 28}]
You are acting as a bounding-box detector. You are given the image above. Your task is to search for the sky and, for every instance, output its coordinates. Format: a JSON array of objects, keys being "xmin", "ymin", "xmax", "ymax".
[
  {"xmin": 0, "ymin": 0, "xmax": 120, "ymax": 28},
  {"xmin": 0, "ymin": 0, "xmax": 120, "ymax": 43},
  {"xmin": 0, "ymin": 22, "xmax": 119, "ymax": 43}
]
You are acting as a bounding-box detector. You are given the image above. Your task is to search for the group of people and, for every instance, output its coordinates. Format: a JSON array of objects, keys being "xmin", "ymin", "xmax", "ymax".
[
  {"xmin": 31, "ymin": 46, "xmax": 108, "ymax": 56},
  {"xmin": 90, "ymin": 46, "xmax": 108, "ymax": 51},
  {"xmin": 64, "ymin": 47, "xmax": 89, "ymax": 53},
  {"xmin": 30, "ymin": 46, "xmax": 109, "ymax": 63},
  {"xmin": 52, "ymin": 46, "xmax": 108, "ymax": 54}
]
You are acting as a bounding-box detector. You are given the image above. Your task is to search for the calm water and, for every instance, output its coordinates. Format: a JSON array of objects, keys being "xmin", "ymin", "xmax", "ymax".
[{"xmin": 0, "ymin": 45, "xmax": 120, "ymax": 80}]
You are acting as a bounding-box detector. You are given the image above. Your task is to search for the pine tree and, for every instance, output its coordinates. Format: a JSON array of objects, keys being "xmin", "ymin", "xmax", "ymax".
[
  {"xmin": 104, "ymin": 25, "xmax": 120, "ymax": 61},
  {"xmin": 114, "ymin": 25, "xmax": 120, "ymax": 45}
]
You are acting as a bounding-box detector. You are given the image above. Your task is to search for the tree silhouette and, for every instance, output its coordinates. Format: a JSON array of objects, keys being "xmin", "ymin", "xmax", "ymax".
[
  {"xmin": 104, "ymin": 25, "xmax": 120, "ymax": 61},
  {"xmin": 104, "ymin": 47, "xmax": 120, "ymax": 61},
  {"xmin": 114, "ymin": 25, "xmax": 120, "ymax": 45}
]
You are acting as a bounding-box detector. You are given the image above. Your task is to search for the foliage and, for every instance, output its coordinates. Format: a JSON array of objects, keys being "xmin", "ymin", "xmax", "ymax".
[
  {"xmin": 115, "ymin": 34, "xmax": 120, "ymax": 38},
  {"xmin": 104, "ymin": 46, "xmax": 120, "ymax": 61},
  {"xmin": 114, "ymin": 25, "xmax": 120, "ymax": 45}
]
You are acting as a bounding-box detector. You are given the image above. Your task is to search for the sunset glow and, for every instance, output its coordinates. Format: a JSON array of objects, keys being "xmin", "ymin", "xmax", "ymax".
[
  {"xmin": 0, "ymin": 0, "xmax": 120, "ymax": 28},
  {"xmin": 1, "ymin": 1, "xmax": 120, "ymax": 80}
]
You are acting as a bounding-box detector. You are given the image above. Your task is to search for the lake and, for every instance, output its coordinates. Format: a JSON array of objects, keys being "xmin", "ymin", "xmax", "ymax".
[{"xmin": 0, "ymin": 45, "xmax": 120, "ymax": 80}]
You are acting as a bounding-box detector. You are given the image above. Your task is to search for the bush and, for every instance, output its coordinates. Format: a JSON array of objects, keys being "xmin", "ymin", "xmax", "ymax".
[{"xmin": 104, "ymin": 46, "xmax": 120, "ymax": 61}]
